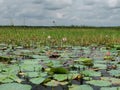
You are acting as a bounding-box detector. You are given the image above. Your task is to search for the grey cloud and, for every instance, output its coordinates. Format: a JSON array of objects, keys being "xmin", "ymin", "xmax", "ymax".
[
  {"xmin": 33, "ymin": 0, "xmax": 73, "ymax": 10},
  {"xmin": 0, "ymin": 0, "xmax": 120, "ymax": 26},
  {"xmin": 83, "ymin": 0, "xmax": 97, "ymax": 5},
  {"xmin": 33, "ymin": 0, "xmax": 44, "ymax": 4}
]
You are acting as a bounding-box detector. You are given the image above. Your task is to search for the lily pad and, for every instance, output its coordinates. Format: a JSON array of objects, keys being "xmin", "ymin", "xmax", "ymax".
[
  {"xmin": 86, "ymin": 80, "xmax": 112, "ymax": 86},
  {"xmin": 27, "ymin": 72, "xmax": 39, "ymax": 78},
  {"xmin": 0, "ymin": 83, "xmax": 31, "ymax": 90},
  {"xmin": 21, "ymin": 64, "xmax": 42, "ymax": 71},
  {"xmin": 53, "ymin": 74, "xmax": 67, "ymax": 81},
  {"xmin": 93, "ymin": 64, "xmax": 107, "ymax": 69},
  {"xmin": 30, "ymin": 55, "xmax": 42, "ymax": 59},
  {"xmin": 75, "ymin": 58, "xmax": 93, "ymax": 67},
  {"xmin": 101, "ymin": 77, "xmax": 120, "ymax": 85},
  {"xmin": 101, "ymin": 87, "xmax": 120, "ymax": 90},
  {"xmin": 81, "ymin": 70, "xmax": 101, "ymax": 77},
  {"xmin": 30, "ymin": 77, "xmax": 45, "ymax": 84},
  {"xmin": 23, "ymin": 60, "xmax": 39, "ymax": 65},
  {"xmin": 50, "ymin": 67, "xmax": 69, "ymax": 74},
  {"xmin": 108, "ymin": 70, "xmax": 120, "ymax": 77},
  {"xmin": 45, "ymin": 80, "xmax": 59, "ymax": 86},
  {"xmin": 0, "ymin": 78, "xmax": 13, "ymax": 83},
  {"xmin": 104, "ymin": 56, "xmax": 114, "ymax": 61},
  {"xmin": 69, "ymin": 85, "xmax": 93, "ymax": 90}
]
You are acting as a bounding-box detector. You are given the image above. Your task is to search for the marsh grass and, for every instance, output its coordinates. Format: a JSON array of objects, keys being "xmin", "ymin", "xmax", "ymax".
[{"xmin": 0, "ymin": 26, "xmax": 120, "ymax": 46}]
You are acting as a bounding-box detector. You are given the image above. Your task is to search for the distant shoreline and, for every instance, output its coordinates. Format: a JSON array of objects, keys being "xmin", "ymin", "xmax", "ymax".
[{"xmin": 0, "ymin": 25, "xmax": 120, "ymax": 29}]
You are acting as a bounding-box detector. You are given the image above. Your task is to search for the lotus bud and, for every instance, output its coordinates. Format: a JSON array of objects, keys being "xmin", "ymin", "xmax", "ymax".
[
  {"xmin": 48, "ymin": 35, "xmax": 51, "ymax": 39},
  {"xmin": 106, "ymin": 51, "xmax": 110, "ymax": 56}
]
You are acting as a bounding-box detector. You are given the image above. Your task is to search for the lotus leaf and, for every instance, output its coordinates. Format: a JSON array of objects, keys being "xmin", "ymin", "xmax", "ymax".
[
  {"xmin": 23, "ymin": 60, "xmax": 39, "ymax": 65},
  {"xmin": 45, "ymin": 80, "xmax": 59, "ymax": 86},
  {"xmin": 75, "ymin": 58, "xmax": 93, "ymax": 67},
  {"xmin": 21, "ymin": 64, "xmax": 42, "ymax": 71},
  {"xmin": 108, "ymin": 70, "xmax": 120, "ymax": 77},
  {"xmin": 93, "ymin": 64, "xmax": 107, "ymax": 69},
  {"xmin": 0, "ymin": 83, "xmax": 31, "ymax": 90},
  {"xmin": 30, "ymin": 55, "xmax": 42, "ymax": 59},
  {"xmin": 114, "ymin": 45, "xmax": 120, "ymax": 50},
  {"xmin": 86, "ymin": 80, "xmax": 112, "ymax": 86},
  {"xmin": 59, "ymin": 81, "xmax": 68, "ymax": 85},
  {"xmin": 101, "ymin": 77, "xmax": 120, "ymax": 85},
  {"xmin": 53, "ymin": 74, "xmax": 67, "ymax": 81},
  {"xmin": 27, "ymin": 72, "xmax": 39, "ymax": 78},
  {"xmin": 101, "ymin": 87, "xmax": 120, "ymax": 90},
  {"xmin": 81, "ymin": 70, "xmax": 101, "ymax": 77},
  {"xmin": 104, "ymin": 56, "xmax": 114, "ymax": 61},
  {"xmin": 30, "ymin": 77, "xmax": 45, "ymax": 84},
  {"xmin": 69, "ymin": 85, "xmax": 93, "ymax": 90},
  {"xmin": 1, "ymin": 78, "xmax": 13, "ymax": 83},
  {"xmin": 50, "ymin": 67, "xmax": 69, "ymax": 74}
]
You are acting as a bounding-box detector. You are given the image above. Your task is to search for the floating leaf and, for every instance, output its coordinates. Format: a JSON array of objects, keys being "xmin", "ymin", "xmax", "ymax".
[
  {"xmin": 45, "ymin": 80, "xmax": 59, "ymax": 86},
  {"xmin": 59, "ymin": 81, "xmax": 68, "ymax": 85},
  {"xmin": 23, "ymin": 60, "xmax": 39, "ymax": 65},
  {"xmin": 50, "ymin": 67, "xmax": 69, "ymax": 74},
  {"xmin": 86, "ymin": 80, "xmax": 112, "ymax": 86},
  {"xmin": 101, "ymin": 87, "xmax": 120, "ymax": 90},
  {"xmin": 101, "ymin": 77, "xmax": 120, "ymax": 85},
  {"xmin": 93, "ymin": 64, "xmax": 107, "ymax": 69},
  {"xmin": 30, "ymin": 77, "xmax": 45, "ymax": 84},
  {"xmin": 108, "ymin": 70, "xmax": 120, "ymax": 77},
  {"xmin": 27, "ymin": 72, "xmax": 39, "ymax": 78},
  {"xmin": 104, "ymin": 56, "xmax": 114, "ymax": 61},
  {"xmin": 30, "ymin": 55, "xmax": 42, "ymax": 59},
  {"xmin": 21, "ymin": 64, "xmax": 42, "ymax": 71},
  {"xmin": 69, "ymin": 85, "xmax": 93, "ymax": 90},
  {"xmin": 53, "ymin": 74, "xmax": 67, "ymax": 81},
  {"xmin": 114, "ymin": 45, "xmax": 120, "ymax": 50},
  {"xmin": 0, "ymin": 83, "xmax": 31, "ymax": 90},
  {"xmin": 1, "ymin": 78, "xmax": 13, "ymax": 83},
  {"xmin": 81, "ymin": 70, "xmax": 101, "ymax": 77},
  {"xmin": 75, "ymin": 58, "xmax": 93, "ymax": 67}
]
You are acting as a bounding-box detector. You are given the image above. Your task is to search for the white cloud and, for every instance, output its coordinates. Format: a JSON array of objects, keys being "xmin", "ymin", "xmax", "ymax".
[
  {"xmin": 56, "ymin": 13, "xmax": 65, "ymax": 19},
  {"xmin": 108, "ymin": 0, "xmax": 118, "ymax": 7}
]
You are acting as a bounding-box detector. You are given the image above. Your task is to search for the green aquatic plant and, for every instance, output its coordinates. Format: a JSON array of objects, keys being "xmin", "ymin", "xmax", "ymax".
[
  {"xmin": 0, "ymin": 83, "xmax": 31, "ymax": 90},
  {"xmin": 104, "ymin": 55, "xmax": 115, "ymax": 61},
  {"xmin": 75, "ymin": 58, "xmax": 94, "ymax": 67},
  {"xmin": 86, "ymin": 80, "xmax": 112, "ymax": 86},
  {"xmin": 50, "ymin": 67, "xmax": 69, "ymax": 74}
]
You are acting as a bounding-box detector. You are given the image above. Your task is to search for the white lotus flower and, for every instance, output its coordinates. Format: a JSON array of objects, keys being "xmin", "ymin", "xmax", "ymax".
[{"xmin": 48, "ymin": 35, "xmax": 51, "ymax": 39}]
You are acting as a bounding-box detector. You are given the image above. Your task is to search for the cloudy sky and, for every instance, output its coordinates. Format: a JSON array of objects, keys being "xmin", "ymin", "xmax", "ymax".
[{"xmin": 0, "ymin": 0, "xmax": 120, "ymax": 26}]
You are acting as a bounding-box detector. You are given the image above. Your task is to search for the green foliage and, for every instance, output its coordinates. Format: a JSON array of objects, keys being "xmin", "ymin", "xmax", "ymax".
[
  {"xmin": 114, "ymin": 45, "xmax": 120, "ymax": 50},
  {"xmin": 0, "ymin": 56, "xmax": 13, "ymax": 63},
  {"xmin": 30, "ymin": 77, "xmax": 45, "ymax": 84},
  {"xmin": 104, "ymin": 56, "xmax": 114, "ymax": 61},
  {"xmin": 86, "ymin": 80, "xmax": 112, "ymax": 86},
  {"xmin": 101, "ymin": 77, "xmax": 120, "ymax": 85},
  {"xmin": 101, "ymin": 87, "xmax": 120, "ymax": 90},
  {"xmin": 82, "ymin": 59, "xmax": 94, "ymax": 67},
  {"xmin": 69, "ymin": 85, "xmax": 93, "ymax": 90},
  {"xmin": 50, "ymin": 67, "xmax": 69, "ymax": 74},
  {"xmin": 75, "ymin": 58, "xmax": 94, "ymax": 67},
  {"xmin": 53, "ymin": 74, "xmax": 67, "ymax": 81},
  {"xmin": 0, "ymin": 83, "xmax": 31, "ymax": 90},
  {"xmin": 81, "ymin": 70, "xmax": 101, "ymax": 77},
  {"xmin": 0, "ymin": 27, "xmax": 120, "ymax": 46}
]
